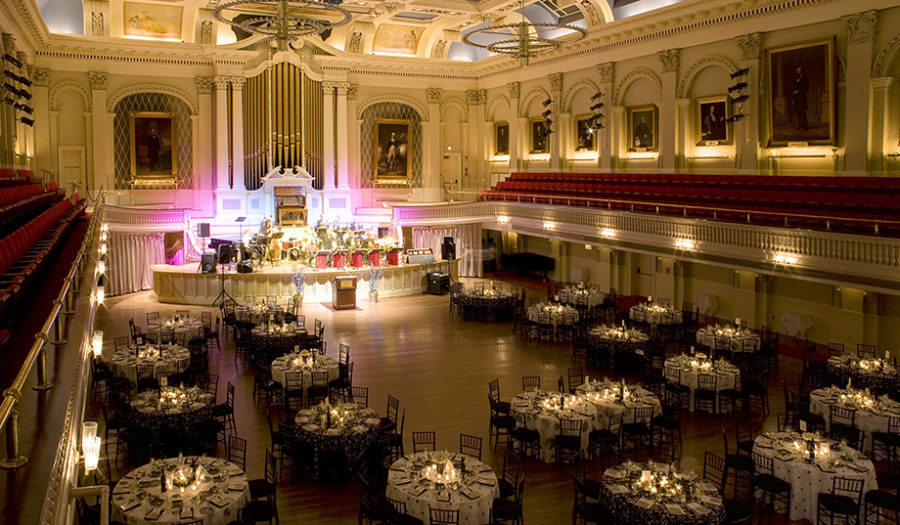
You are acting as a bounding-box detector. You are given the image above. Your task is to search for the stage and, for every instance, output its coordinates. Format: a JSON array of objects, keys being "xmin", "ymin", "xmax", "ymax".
[{"xmin": 151, "ymin": 259, "xmax": 459, "ymax": 306}]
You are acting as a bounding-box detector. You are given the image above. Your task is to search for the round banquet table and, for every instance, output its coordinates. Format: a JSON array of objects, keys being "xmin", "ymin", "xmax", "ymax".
[
  {"xmin": 809, "ymin": 387, "xmax": 900, "ymax": 451},
  {"xmin": 128, "ymin": 386, "xmax": 216, "ymax": 459},
  {"xmin": 825, "ymin": 355, "xmax": 899, "ymax": 395},
  {"xmin": 458, "ymin": 289, "xmax": 518, "ymax": 321},
  {"xmin": 629, "ymin": 304, "xmax": 684, "ymax": 325},
  {"xmin": 111, "ymin": 456, "xmax": 250, "ymax": 525},
  {"xmin": 148, "ymin": 318, "xmax": 205, "ymax": 344},
  {"xmin": 509, "ymin": 391, "xmax": 596, "ymax": 463},
  {"xmin": 599, "ymin": 460, "xmax": 726, "ymax": 525},
  {"xmin": 751, "ymin": 432, "xmax": 878, "ymax": 523},
  {"xmin": 237, "ymin": 303, "xmax": 284, "ymax": 325},
  {"xmin": 294, "ymin": 402, "xmax": 381, "ymax": 478},
  {"xmin": 386, "ymin": 451, "xmax": 499, "ymax": 525},
  {"xmin": 695, "ymin": 327, "xmax": 760, "ymax": 353},
  {"xmin": 108, "ymin": 344, "xmax": 191, "ymax": 385},
  {"xmin": 576, "ymin": 380, "xmax": 662, "ymax": 428},
  {"xmin": 251, "ymin": 324, "xmax": 315, "ymax": 358},
  {"xmin": 527, "ymin": 304, "xmax": 580, "ymax": 327},
  {"xmin": 586, "ymin": 326, "xmax": 649, "ymax": 367},
  {"xmin": 663, "ymin": 355, "xmax": 740, "ymax": 412},
  {"xmin": 558, "ymin": 287, "xmax": 605, "ymax": 308},
  {"xmin": 271, "ymin": 353, "xmax": 339, "ymax": 390}
]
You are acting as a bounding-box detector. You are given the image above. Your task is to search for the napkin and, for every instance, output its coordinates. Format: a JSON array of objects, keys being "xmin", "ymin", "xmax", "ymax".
[
  {"xmin": 227, "ymin": 482, "xmax": 244, "ymax": 491},
  {"xmin": 210, "ymin": 495, "xmax": 230, "ymax": 508},
  {"xmin": 687, "ymin": 503, "xmax": 711, "ymax": 515},
  {"xmin": 460, "ymin": 487, "xmax": 478, "ymax": 500},
  {"xmin": 144, "ymin": 507, "xmax": 164, "ymax": 520},
  {"xmin": 635, "ymin": 498, "xmax": 655, "ymax": 509},
  {"xmin": 180, "ymin": 507, "xmax": 194, "ymax": 520},
  {"xmin": 120, "ymin": 499, "xmax": 141, "ymax": 512},
  {"xmin": 665, "ymin": 504, "xmax": 686, "ymax": 515},
  {"xmin": 605, "ymin": 484, "xmax": 629, "ymax": 495}
]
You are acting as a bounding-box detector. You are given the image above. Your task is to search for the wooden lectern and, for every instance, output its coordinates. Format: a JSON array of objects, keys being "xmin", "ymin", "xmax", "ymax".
[{"xmin": 333, "ymin": 276, "xmax": 357, "ymax": 310}]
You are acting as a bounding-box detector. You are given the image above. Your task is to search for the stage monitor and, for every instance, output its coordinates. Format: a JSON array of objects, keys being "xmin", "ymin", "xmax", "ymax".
[
  {"xmin": 217, "ymin": 243, "xmax": 235, "ymax": 264},
  {"xmin": 237, "ymin": 260, "xmax": 253, "ymax": 273}
]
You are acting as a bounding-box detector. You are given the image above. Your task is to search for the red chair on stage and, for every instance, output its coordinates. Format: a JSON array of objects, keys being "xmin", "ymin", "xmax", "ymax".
[
  {"xmin": 386, "ymin": 248, "xmax": 403, "ymax": 266},
  {"xmin": 316, "ymin": 250, "xmax": 330, "ymax": 269},
  {"xmin": 332, "ymin": 250, "xmax": 346, "ymax": 268},
  {"xmin": 367, "ymin": 250, "xmax": 381, "ymax": 267},
  {"xmin": 350, "ymin": 250, "xmax": 366, "ymax": 268}
]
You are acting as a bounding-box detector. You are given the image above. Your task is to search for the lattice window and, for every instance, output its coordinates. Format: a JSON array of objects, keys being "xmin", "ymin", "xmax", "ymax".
[
  {"xmin": 360, "ymin": 102, "xmax": 422, "ymax": 189},
  {"xmin": 113, "ymin": 92, "xmax": 193, "ymax": 190}
]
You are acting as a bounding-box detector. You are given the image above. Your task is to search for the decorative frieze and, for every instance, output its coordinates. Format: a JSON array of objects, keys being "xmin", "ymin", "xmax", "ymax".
[
  {"xmin": 91, "ymin": 12, "xmax": 104, "ymax": 37},
  {"xmin": 200, "ymin": 21, "xmax": 213, "ymax": 45}
]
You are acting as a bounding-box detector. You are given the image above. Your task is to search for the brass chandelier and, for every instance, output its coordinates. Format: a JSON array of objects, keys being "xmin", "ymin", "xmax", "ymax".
[{"xmin": 213, "ymin": 0, "xmax": 352, "ymax": 51}]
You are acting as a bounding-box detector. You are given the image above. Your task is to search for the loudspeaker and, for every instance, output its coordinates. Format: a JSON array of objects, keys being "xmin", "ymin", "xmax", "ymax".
[
  {"xmin": 237, "ymin": 260, "xmax": 253, "ymax": 274},
  {"xmin": 441, "ymin": 236, "xmax": 456, "ymax": 260},
  {"xmin": 200, "ymin": 253, "xmax": 216, "ymax": 274},
  {"xmin": 217, "ymin": 243, "xmax": 234, "ymax": 264},
  {"xmin": 198, "ymin": 222, "xmax": 210, "ymax": 238}
]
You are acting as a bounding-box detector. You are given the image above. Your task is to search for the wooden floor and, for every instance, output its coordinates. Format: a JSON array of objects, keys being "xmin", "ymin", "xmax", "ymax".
[{"xmin": 90, "ymin": 285, "xmax": 806, "ymax": 525}]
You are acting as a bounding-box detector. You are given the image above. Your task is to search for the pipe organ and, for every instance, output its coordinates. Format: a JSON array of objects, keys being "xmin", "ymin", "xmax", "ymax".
[{"xmin": 242, "ymin": 62, "xmax": 323, "ymax": 190}]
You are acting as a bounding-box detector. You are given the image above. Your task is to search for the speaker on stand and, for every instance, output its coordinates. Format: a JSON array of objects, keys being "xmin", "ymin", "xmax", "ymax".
[
  {"xmin": 441, "ymin": 236, "xmax": 456, "ymax": 260},
  {"xmin": 200, "ymin": 253, "xmax": 216, "ymax": 274},
  {"xmin": 197, "ymin": 222, "xmax": 211, "ymax": 238}
]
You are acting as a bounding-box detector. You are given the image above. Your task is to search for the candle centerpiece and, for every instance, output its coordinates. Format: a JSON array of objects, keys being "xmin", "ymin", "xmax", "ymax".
[{"xmin": 420, "ymin": 452, "xmax": 461, "ymax": 487}]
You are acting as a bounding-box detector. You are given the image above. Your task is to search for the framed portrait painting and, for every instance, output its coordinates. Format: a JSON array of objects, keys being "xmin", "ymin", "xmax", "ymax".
[
  {"xmin": 574, "ymin": 115, "xmax": 596, "ymax": 151},
  {"xmin": 766, "ymin": 38, "xmax": 835, "ymax": 146},
  {"xmin": 529, "ymin": 118, "xmax": 550, "ymax": 154},
  {"xmin": 374, "ymin": 119, "xmax": 410, "ymax": 182},
  {"xmin": 130, "ymin": 112, "xmax": 176, "ymax": 179},
  {"xmin": 696, "ymin": 96, "xmax": 731, "ymax": 145},
  {"xmin": 494, "ymin": 122, "xmax": 509, "ymax": 156},
  {"xmin": 627, "ymin": 105, "xmax": 657, "ymax": 151},
  {"xmin": 123, "ymin": 2, "xmax": 183, "ymax": 40}
]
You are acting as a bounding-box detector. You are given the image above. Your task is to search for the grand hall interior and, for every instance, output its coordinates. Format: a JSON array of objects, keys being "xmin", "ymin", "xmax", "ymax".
[{"xmin": 1, "ymin": 0, "xmax": 900, "ymax": 524}]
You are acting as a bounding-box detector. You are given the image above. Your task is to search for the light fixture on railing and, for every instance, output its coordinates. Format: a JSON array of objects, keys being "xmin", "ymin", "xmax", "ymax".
[
  {"xmin": 600, "ymin": 228, "xmax": 615, "ymax": 238},
  {"xmin": 99, "ymin": 242, "xmax": 107, "ymax": 256},
  {"xmin": 100, "ymin": 223, "xmax": 109, "ymax": 233},
  {"xmin": 772, "ymin": 252, "xmax": 798, "ymax": 265},
  {"xmin": 81, "ymin": 421, "xmax": 101, "ymax": 474},
  {"xmin": 543, "ymin": 220, "xmax": 556, "ymax": 230},
  {"xmin": 496, "ymin": 215, "xmax": 509, "ymax": 225},
  {"xmin": 100, "ymin": 230, "xmax": 108, "ymax": 242},
  {"xmin": 97, "ymin": 260, "xmax": 106, "ymax": 275},
  {"xmin": 675, "ymin": 238, "xmax": 696, "ymax": 251},
  {"xmin": 91, "ymin": 330, "xmax": 103, "ymax": 358},
  {"xmin": 95, "ymin": 275, "xmax": 105, "ymax": 305}
]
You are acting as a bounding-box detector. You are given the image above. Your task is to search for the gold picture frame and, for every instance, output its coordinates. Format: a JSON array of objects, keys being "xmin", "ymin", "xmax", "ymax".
[
  {"xmin": 494, "ymin": 121, "xmax": 509, "ymax": 156},
  {"xmin": 374, "ymin": 119, "xmax": 411, "ymax": 182},
  {"xmin": 766, "ymin": 38, "xmax": 835, "ymax": 146},
  {"xmin": 574, "ymin": 115, "xmax": 597, "ymax": 151},
  {"xmin": 529, "ymin": 117, "xmax": 550, "ymax": 154},
  {"xmin": 627, "ymin": 105, "xmax": 658, "ymax": 151},
  {"xmin": 130, "ymin": 111, "xmax": 177, "ymax": 180},
  {"xmin": 695, "ymin": 95, "xmax": 731, "ymax": 145}
]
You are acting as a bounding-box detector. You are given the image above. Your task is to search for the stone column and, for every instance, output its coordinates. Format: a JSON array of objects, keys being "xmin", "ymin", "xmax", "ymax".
[
  {"xmin": 88, "ymin": 72, "xmax": 111, "ymax": 191},
  {"xmin": 321, "ymin": 81, "xmax": 336, "ymax": 189},
  {"xmin": 842, "ymin": 11, "xmax": 877, "ymax": 174},
  {"xmin": 465, "ymin": 89, "xmax": 486, "ymax": 189},
  {"xmin": 507, "ymin": 82, "xmax": 521, "ymax": 171},
  {"xmin": 658, "ymin": 49, "xmax": 679, "ymax": 170},
  {"xmin": 345, "ymin": 85, "xmax": 361, "ymax": 189},
  {"xmin": 597, "ymin": 63, "xmax": 614, "ymax": 170},
  {"xmin": 675, "ymin": 99, "xmax": 692, "ymax": 170},
  {"xmin": 735, "ymin": 33, "xmax": 761, "ymax": 173},
  {"xmin": 214, "ymin": 76, "xmax": 230, "ymax": 189},
  {"xmin": 548, "ymin": 73, "xmax": 563, "ymax": 169},
  {"xmin": 423, "ymin": 88, "xmax": 442, "ymax": 198},
  {"xmin": 335, "ymin": 83, "xmax": 351, "ymax": 188},
  {"xmin": 32, "ymin": 67, "xmax": 51, "ymax": 175},
  {"xmin": 195, "ymin": 77, "xmax": 215, "ymax": 213},
  {"xmin": 0, "ymin": 35, "xmax": 15, "ymax": 168},
  {"xmin": 869, "ymin": 77, "xmax": 896, "ymax": 172},
  {"xmin": 230, "ymin": 77, "xmax": 246, "ymax": 190},
  {"xmin": 611, "ymin": 106, "xmax": 626, "ymax": 170}
]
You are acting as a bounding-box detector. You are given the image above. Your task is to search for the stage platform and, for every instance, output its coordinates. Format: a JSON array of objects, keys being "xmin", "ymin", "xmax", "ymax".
[{"xmin": 151, "ymin": 259, "xmax": 459, "ymax": 306}]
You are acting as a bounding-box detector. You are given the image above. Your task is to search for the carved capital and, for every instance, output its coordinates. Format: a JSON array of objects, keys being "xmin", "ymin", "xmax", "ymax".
[
  {"xmin": 91, "ymin": 12, "xmax": 104, "ymax": 37},
  {"xmin": 844, "ymin": 10, "xmax": 877, "ymax": 44},
  {"xmin": 737, "ymin": 33, "xmax": 761, "ymax": 61},
  {"xmin": 426, "ymin": 88, "xmax": 442, "ymax": 103},
  {"xmin": 346, "ymin": 84, "xmax": 358, "ymax": 101},
  {"xmin": 548, "ymin": 73, "xmax": 563, "ymax": 93},
  {"xmin": 466, "ymin": 89, "xmax": 486, "ymax": 105},
  {"xmin": 507, "ymin": 81, "xmax": 520, "ymax": 99},
  {"xmin": 597, "ymin": 62, "xmax": 614, "ymax": 83},
  {"xmin": 230, "ymin": 76, "xmax": 246, "ymax": 90},
  {"xmin": 88, "ymin": 72, "xmax": 108, "ymax": 91},
  {"xmin": 200, "ymin": 20, "xmax": 213, "ymax": 45},
  {"xmin": 657, "ymin": 49, "xmax": 680, "ymax": 73},
  {"xmin": 195, "ymin": 77, "xmax": 215, "ymax": 95},
  {"xmin": 31, "ymin": 67, "xmax": 50, "ymax": 88},
  {"xmin": 335, "ymin": 82, "xmax": 351, "ymax": 96},
  {"xmin": 214, "ymin": 76, "xmax": 230, "ymax": 90},
  {"xmin": 321, "ymin": 81, "xmax": 338, "ymax": 92}
]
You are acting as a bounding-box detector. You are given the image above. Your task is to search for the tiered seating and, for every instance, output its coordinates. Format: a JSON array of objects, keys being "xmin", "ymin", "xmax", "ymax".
[
  {"xmin": 481, "ymin": 173, "xmax": 900, "ymax": 236},
  {"xmin": 0, "ymin": 195, "xmax": 86, "ymax": 326},
  {"xmin": 0, "ymin": 181, "xmax": 65, "ymax": 237}
]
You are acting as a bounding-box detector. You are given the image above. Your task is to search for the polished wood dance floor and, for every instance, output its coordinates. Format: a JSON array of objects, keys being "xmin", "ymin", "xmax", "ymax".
[{"xmin": 91, "ymin": 287, "xmax": 803, "ymax": 524}]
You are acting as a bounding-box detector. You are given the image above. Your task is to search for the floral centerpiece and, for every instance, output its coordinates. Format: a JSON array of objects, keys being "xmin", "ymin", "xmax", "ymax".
[
  {"xmin": 309, "ymin": 398, "xmax": 364, "ymax": 430},
  {"xmin": 137, "ymin": 345, "xmax": 162, "ymax": 360},
  {"xmin": 407, "ymin": 451, "xmax": 473, "ymax": 490},
  {"xmin": 165, "ymin": 455, "xmax": 207, "ymax": 493},
  {"xmin": 292, "ymin": 268, "xmax": 305, "ymax": 304},
  {"xmin": 368, "ymin": 267, "xmax": 383, "ymax": 301}
]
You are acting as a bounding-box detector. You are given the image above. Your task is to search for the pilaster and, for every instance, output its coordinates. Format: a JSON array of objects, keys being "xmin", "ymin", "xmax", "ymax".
[
  {"xmin": 214, "ymin": 76, "xmax": 230, "ymax": 190},
  {"xmin": 195, "ymin": 77, "xmax": 215, "ymax": 215},
  {"xmin": 869, "ymin": 77, "xmax": 896, "ymax": 172},
  {"xmin": 336, "ymin": 83, "xmax": 351, "ymax": 189},
  {"xmin": 32, "ymin": 67, "xmax": 51, "ymax": 175},
  {"xmin": 736, "ymin": 33, "xmax": 762, "ymax": 172},
  {"xmin": 597, "ymin": 63, "xmax": 614, "ymax": 170},
  {"xmin": 657, "ymin": 49, "xmax": 679, "ymax": 170},
  {"xmin": 842, "ymin": 11, "xmax": 877, "ymax": 174},
  {"xmin": 548, "ymin": 73, "xmax": 563, "ymax": 168},
  {"xmin": 88, "ymin": 72, "xmax": 111, "ymax": 191},
  {"xmin": 507, "ymin": 82, "xmax": 521, "ymax": 171},
  {"xmin": 230, "ymin": 77, "xmax": 246, "ymax": 190},
  {"xmin": 322, "ymin": 81, "xmax": 337, "ymax": 189},
  {"xmin": 423, "ymin": 88, "xmax": 442, "ymax": 199}
]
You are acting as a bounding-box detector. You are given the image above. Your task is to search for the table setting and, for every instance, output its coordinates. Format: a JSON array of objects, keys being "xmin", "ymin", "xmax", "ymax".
[
  {"xmin": 385, "ymin": 450, "xmax": 499, "ymax": 525},
  {"xmin": 663, "ymin": 354, "xmax": 740, "ymax": 412},
  {"xmin": 527, "ymin": 303, "xmax": 580, "ymax": 327},
  {"xmin": 251, "ymin": 322, "xmax": 314, "ymax": 358},
  {"xmin": 128, "ymin": 386, "xmax": 216, "ymax": 463},
  {"xmin": 236, "ymin": 303, "xmax": 284, "ymax": 325},
  {"xmin": 148, "ymin": 315, "xmax": 205, "ymax": 345},
  {"xmin": 630, "ymin": 302, "xmax": 683, "ymax": 325},
  {"xmin": 826, "ymin": 354, "xmax": 898, "ymax": 395},
  {"xmin": 111, "ymin": 454, "xmax": 250, "ymax": 525},
  {"xmin": 458, "ymin": 286, "xmax": 519, "ymax": 321},
  {"xmin": 294, "ymin": 399, "xmax": 381, "ymax": 478},
  {"xmin": 509, "ymin": 390, "xmax": 596, "ymax": 462},
  {"xmin": 809, "ymin": 385, "xmax": 900, "ymax": 450},
  {"xmin": 751, "ymin": 431, "xmax": 878, "ymax": 522},
  {"xmin": 558, "ymin": 285, "xmax": 605, "ymax": 308},
  {"xmin": 271, "ymin": 349, "xmax": 339, "ymax": 391},
  {"xmin": 599, "ymin": 460, "xmax": 726, "ymax": 525},
  {"xmin": 586, "ymin": 324, "xmax": 650, "ymax": 365},
  {"xmin": 576, "ymin": 378, "xmax": 662, "ymax": 428},
  {"xmin": 695, "ymin": 324, "xmax": 760, "ymax": 353},
  {"xmin": 108, "ymin": 343, "xmax": 191, "ymax": 386}
]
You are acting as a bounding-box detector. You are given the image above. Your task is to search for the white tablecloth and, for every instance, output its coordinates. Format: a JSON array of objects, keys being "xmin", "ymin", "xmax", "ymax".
[
  {"xmin": 752, "ymin": 432, "xmax": 877, "ymax": 523},
  {"xmin": 131, "ymin": 386, "xmax": 215, "ymax": 416},
  {"xmin": 576, "ymin": 381, "xmax": 662, "ymax": 429},
  {"xmin": 108, "ymin": 345, "xmax": 191, "ymax": 385},
  {"xmin": 629, "ymin": 304, "xmax": 683, "ymax": 325},
  {"xmin": 148, "ymin": 318, "xmax": 205, "ymax": 344},
  {"xmin": 270, "ymin": 354, "xmax": 339, "ymax": 390},
  {"xmin": 809, "ymin": 387, "xmax": 900, "ymax": 451},
  {"xmin": 558, "ymin": 287, "xmax": 605, "ymax": 307},
  {"xmin": 509, "ymin": 391, "xmax": 596, "ymax": 462},
  {"xmin": 237, "ymin": 304, "xmax": 284, "ymax": 325},
  {"xmin": 112, "ymin": 456, "xmax": 250, "ymax": 525},
  {"xmin": 663, "ymin": 355, "xmax": 740, "ymax": 412},
  {"xmin": 386, "ymin": 452, "xmax": 499, "ymax": 525},
  {"xmin": 695, "ymin": 327, "xmax": 760, "ymax": 353},
  {"xmin": 527, "ymin": 304, "xmax": 580, "ymax": 326}
]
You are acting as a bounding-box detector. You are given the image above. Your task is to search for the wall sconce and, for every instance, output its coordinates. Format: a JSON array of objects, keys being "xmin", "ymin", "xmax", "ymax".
[
  {"xmin": 600, "ymin": 228, "xmax": 615, "ymax": 238},
  {"xmin": 675, "ymin": 239, "xmax": 695, "ymax": 251},
  {"xmin": 82, "ymin": 421, "xmax": 100, "ymax": 474},
  {"xmin": 772, "ymin": 252, "xmax": 798, "ymax": 265},
  {"xmin": 92, "ymin": 330, "xmax": 103, "ymax": 358}
]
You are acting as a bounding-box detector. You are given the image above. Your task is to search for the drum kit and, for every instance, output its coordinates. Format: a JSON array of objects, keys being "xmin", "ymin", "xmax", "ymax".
[{"xmin": 246, "ymin": 231, "xmax": 308, "ymax": 265}]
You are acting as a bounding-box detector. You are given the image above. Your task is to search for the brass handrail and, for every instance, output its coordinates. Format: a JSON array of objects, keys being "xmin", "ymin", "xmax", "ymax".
[
  {"xmin": 467, "ymin": 189, "xmax": 900, "ymax": 228},
  {"xmin": 0, "ymin": 199, "xmax": 104, "ymax": 469}
]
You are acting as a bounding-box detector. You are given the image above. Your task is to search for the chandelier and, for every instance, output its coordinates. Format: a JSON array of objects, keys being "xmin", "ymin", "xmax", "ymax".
[
  {"xmin": 462, "ymin": 0, "xmax": 587, "ymax": 66},
  {"xmin": 214, "ymin": 0, "xmax": 352, "ymax": 51}
]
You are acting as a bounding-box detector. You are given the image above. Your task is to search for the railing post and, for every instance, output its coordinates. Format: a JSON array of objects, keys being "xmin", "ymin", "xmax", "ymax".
[
  {"xmin": 34, "ymin": 333, "xmax": 53, "ymax": 391},
  {"xmin": 72, "ymin": 263, "xmax": 82, "ymax": 295},
  {"xmin": 62, "ymin": 280, "xmax": 77, "ymax": 315},
  {"xmin": 51, "ymin": 300, "xmax": 68, "ymax": 346},
  {"xmin": 0, "ymin": 406, "xmax": 27, "ymax": 469}
]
